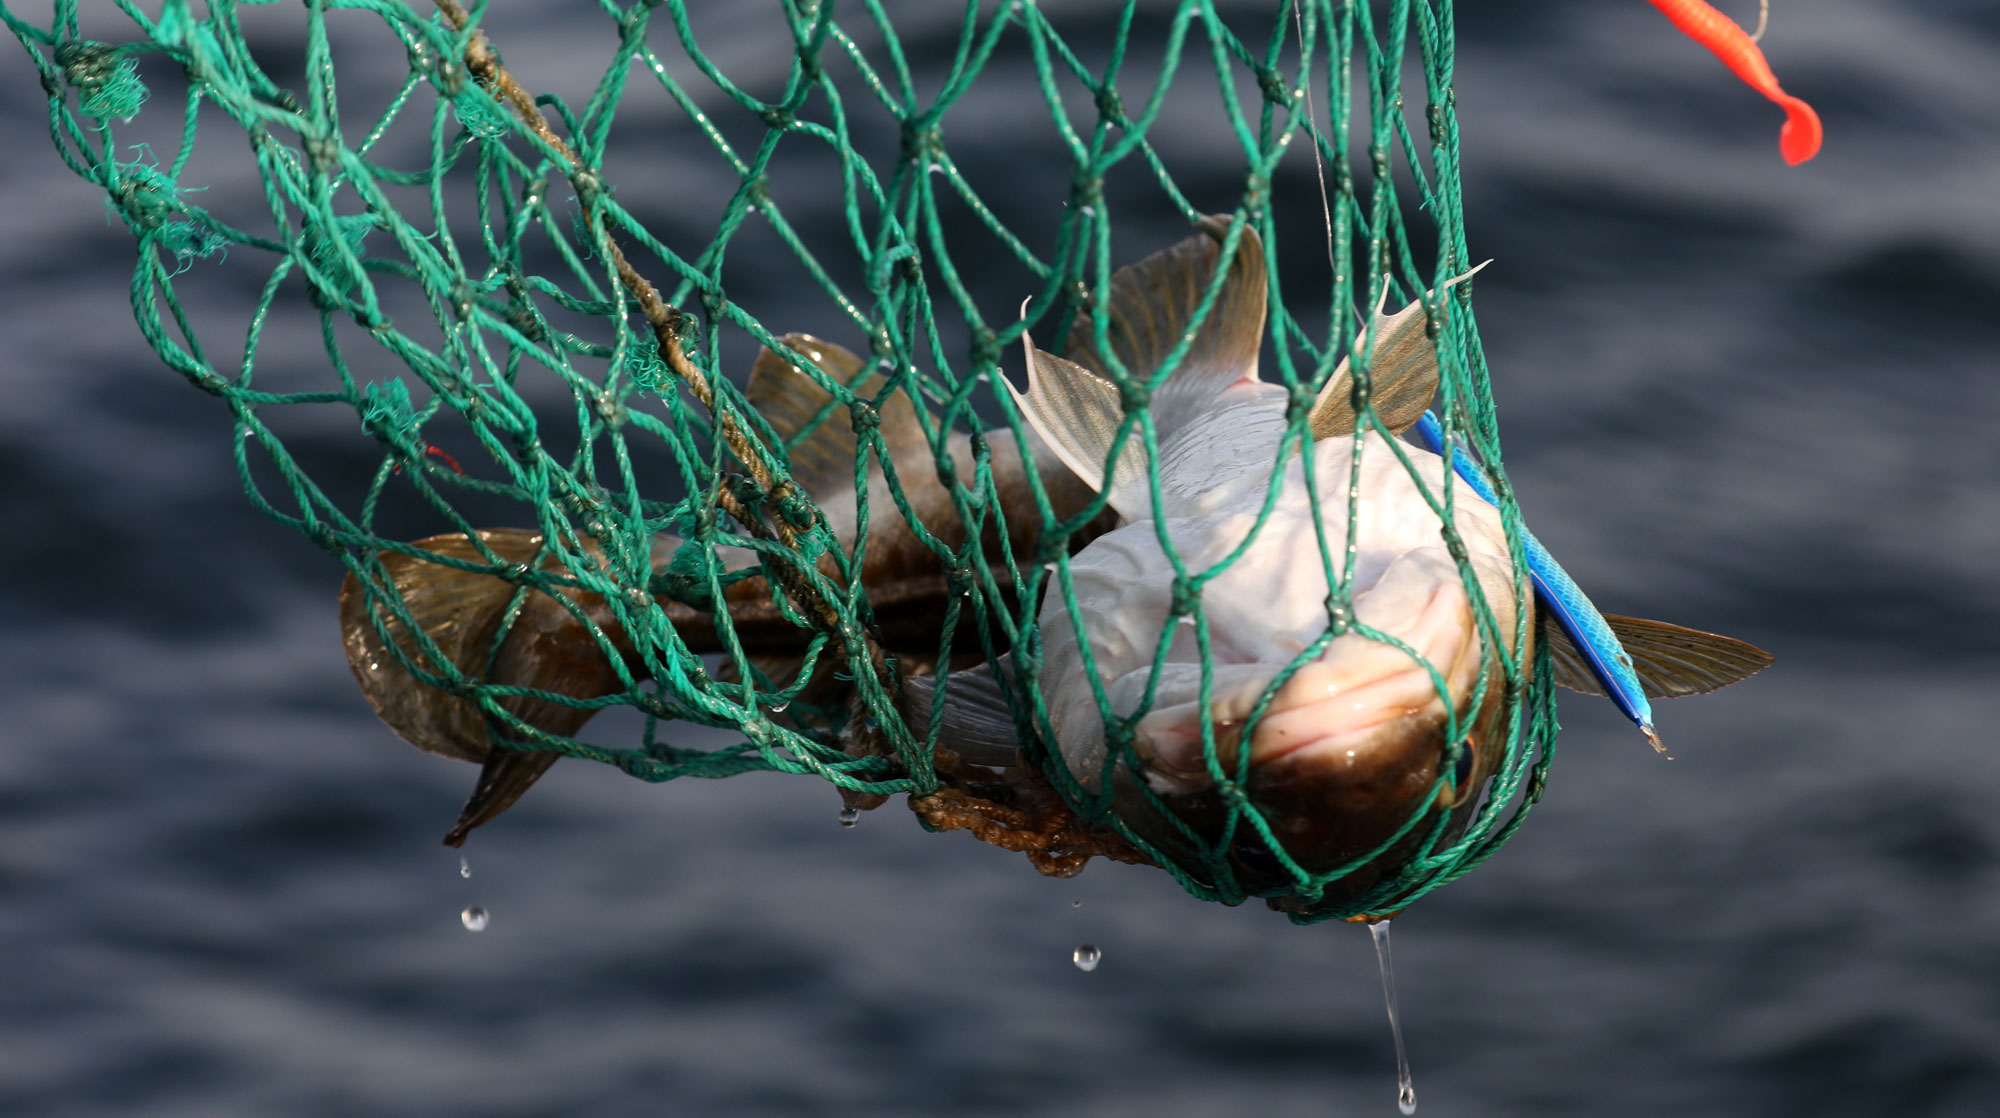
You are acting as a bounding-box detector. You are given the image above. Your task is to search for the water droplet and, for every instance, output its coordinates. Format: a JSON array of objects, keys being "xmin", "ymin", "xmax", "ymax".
[
  {"xmin": 1072, "ymin": 943, "xmax": 1101, "ymax": 971},
  {"xmin": 838, "ymin": 807, "xmax": 860, "ymax": 828},
  {"xmin": 1369, "ymin": 920, "xmax": 1415, "ymax": 1114},
  {"xmin": 1080, "ymin": 205, "xmax": 1097, "ymax": 218},
  {"xmin": 770, "ymin": 699, "xmax": 791, "ymax": 713},
  {"xmin": 461, "ymin": 906, "xmax": 489, "ymax": 932},
  {"xmin": 1071, "ymin": 899, "xmax": 1082, "ymax": 909},
  {"xmin": 458, "ymin": 856, "xmax": 471, "ymax": 879},
  {"xmin": 927, "ymin": 161, "xmax": 945, "ymax": 175},
  {"xmin": 367, "ymin": 661, "xmax": 379, "ymax": 671}
]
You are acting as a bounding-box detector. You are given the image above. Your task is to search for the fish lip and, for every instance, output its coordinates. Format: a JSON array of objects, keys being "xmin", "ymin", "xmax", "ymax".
[
  {"xmin": 1244, "ymin": 582, "xmax": 1476, "ymax": 768},
  {"xmin": 1243, "ymin": 664, "xmax": 1442, "ymax": 768}
]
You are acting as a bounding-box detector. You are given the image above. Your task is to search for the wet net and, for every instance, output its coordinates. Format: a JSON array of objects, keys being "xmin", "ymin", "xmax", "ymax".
[{"xmin": 5, "ymin": 0, "xmax": 1556, "ymax": 922}]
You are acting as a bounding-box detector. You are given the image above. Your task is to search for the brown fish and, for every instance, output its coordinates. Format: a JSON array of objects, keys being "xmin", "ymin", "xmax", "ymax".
[
  {"xmin": 341, "ymin": 334, "xmax": 1106, "ymax": 844},
  {"xmin": 343, "ymin": 217, "xmax": 1765, "ymax": 909}
]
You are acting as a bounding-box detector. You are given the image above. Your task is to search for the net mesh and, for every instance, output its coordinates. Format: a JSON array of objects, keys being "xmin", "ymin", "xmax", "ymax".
[{"xmin": 5, "ymin": 0, "xmax": 1557, "ymax": 922}]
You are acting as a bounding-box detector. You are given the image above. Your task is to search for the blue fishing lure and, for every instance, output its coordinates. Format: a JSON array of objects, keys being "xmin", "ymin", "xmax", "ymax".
[{"xmin": 1411, "ymin": 411, "xmax": 1664, "ymax": 753}]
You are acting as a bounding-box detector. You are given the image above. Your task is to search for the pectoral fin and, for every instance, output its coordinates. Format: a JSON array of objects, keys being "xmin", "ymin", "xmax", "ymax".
[
  {"xmin": 1309, "ymin": 263, "xmax": 1489, "ymax": 441},
  {"xmin": 340, "ymin": 528, "xmax": 631, "ymax": 845},
  {"xmin": 1062, "ymin": 215, "xmax": 1267, "ymax": 434},
  {"xmin": 444, "ymin": 750, "xmax": 560, "ymax": 847},
  {"xmin": 902, "ymin": 667, "xmax": 1026, "ymax": 768},
  {"xmin": 1542, "ymin": 613, "xmax": 1773, "ymax": 700},
  {"xmin": 1006, "ymin": 336, "xmax": 1152, "ymax": 519},
  {"xmin": 747, "ymin": 333, "xmax": 933, "ymax": 508}
]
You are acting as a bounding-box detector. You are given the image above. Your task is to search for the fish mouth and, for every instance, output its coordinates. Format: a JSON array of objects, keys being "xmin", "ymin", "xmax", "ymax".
[
  {"xmin": 1132, "ymin": 580, "xmax": 1479, "ymax": 796},
  {"xmin": 1122, "ymin": 580, "xmax": 1501, "ymax": 893},
  {"xmin": 1247, "ymin": 579, "xmax": 1478, "ymax": 769}
]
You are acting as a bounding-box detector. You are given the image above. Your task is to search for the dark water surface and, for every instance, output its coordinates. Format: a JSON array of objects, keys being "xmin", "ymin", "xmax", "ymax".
[{"xmin": 3, "ymin": 3, "xmax": 1997, "ymax": 1115}]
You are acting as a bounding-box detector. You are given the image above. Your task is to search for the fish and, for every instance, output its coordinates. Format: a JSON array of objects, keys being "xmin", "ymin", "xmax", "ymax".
[
  {"xmin": 909, "ymin": 216, "xmax": 1771, "ymax": 907},
  {"xmin": 341, "ymin": 217, "xmax": 1770, "ymax": 898},
  {"xmin": 340, "ymin": 335, "xmax": 1109, "ymax": 846},
  {"xmin": 907, "ymin": 218, "xmax": 1523, "ymax": 904}
]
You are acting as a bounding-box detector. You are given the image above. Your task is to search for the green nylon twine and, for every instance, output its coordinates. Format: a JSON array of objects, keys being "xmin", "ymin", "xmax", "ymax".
[{"xmin": 3, "ymin": 0, "xmax": 1555, "ymax": 922}]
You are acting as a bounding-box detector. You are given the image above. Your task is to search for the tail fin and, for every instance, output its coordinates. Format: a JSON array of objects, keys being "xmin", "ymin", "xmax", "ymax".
[{"xmin": 339, "ymin": 528, "xmax": 634, "ymax": 844}]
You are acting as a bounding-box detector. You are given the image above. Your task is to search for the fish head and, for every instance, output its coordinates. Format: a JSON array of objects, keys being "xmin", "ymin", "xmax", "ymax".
[
  {"xmin": 1043, "ymin": 444, "xmax": 1525, "ymax": 903},
  {"xmin": 1000, "ymin": 216, "xmax": 1527, "ymax": 903},
  {"xmin": 1120, "ymin": 551, "xmax": 1514, "ymax": 897}
]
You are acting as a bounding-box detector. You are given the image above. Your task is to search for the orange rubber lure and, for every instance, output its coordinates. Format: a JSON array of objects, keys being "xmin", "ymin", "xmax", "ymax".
[{"xmin": 1646, "ymin": 0, "xmax": 1822, "ymax": 164}]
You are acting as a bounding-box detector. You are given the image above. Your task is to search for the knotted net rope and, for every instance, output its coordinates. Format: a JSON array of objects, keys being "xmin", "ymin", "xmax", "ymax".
[{"xmin": 5, "ymin": 0, "xmax": 1557, "ymax": 922}]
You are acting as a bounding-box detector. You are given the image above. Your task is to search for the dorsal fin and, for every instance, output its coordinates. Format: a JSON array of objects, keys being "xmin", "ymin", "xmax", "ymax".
[
  {"xmin": 746, "ymin": 333, "xmax": 929, "ymax": 503},
  {"xmin": 1063, "ymin": 215, "xmax": 1267, "ymax": 436},
  {"xmin": 1308, "ymin": 263, "xmax": 1489, "ymax": 441},
  {"xmin": 1543, "ymin": 612, "xmax": 1773, "ymax": 700}
]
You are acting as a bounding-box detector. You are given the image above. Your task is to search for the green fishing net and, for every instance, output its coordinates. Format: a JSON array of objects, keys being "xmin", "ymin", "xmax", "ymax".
[{"xmin": 5, "ymin": 0, "xmax": 1556, "ymax": 921}]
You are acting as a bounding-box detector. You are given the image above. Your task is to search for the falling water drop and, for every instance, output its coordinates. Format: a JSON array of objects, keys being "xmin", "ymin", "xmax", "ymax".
[
  {"xmin": 461, "ymin": 906, "xmax": 489, "ymax": 932},
  {"xmin": 1071, "ymin": 900, "xmax": 1082, "ymax": 909},
  {"xmin": 838, "ymin": 807, "xmax": 860, "ymax": 828},
  {"xmin": 458, "ymin": 856, "xmax": 471, "ymax": 879},
  {"xmin": 1072, "ymin": 943, "xmax": 1101, "ymax": 972},
  {"xmin": 1369, "ymin": 920, "xmax": 1416, "ymax": 1115}
]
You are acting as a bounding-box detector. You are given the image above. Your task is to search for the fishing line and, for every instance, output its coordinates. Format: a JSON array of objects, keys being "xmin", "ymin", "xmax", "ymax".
[{"xmin": 1292, "ymin": 0, "xmax": 1339, "ymax": 283}]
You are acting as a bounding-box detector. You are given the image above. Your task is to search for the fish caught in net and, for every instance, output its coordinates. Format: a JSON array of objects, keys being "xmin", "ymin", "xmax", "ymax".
[{"xmin": 5, "ymin": 0, "xmax": 1769, "ymax": 923}]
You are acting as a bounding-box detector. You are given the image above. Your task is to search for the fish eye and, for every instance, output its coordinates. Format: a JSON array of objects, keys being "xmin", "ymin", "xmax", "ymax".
[
  {"xmin": 1444, "ymin": 744, "xmax": 1476, "ymax": 805},
  {"xmin": 1230, "ymin": 837, "xmax": 1283, "ymax": 876}
]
